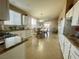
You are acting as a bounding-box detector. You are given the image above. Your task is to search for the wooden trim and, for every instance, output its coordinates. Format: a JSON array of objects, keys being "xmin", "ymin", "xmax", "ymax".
[
  {"xmin": 66, "ymin": 0, "xmax": 74, "ymax": 13},
  {"xmin": 66, "ymin": 0, "xmax": 78, "ymax": 13}
]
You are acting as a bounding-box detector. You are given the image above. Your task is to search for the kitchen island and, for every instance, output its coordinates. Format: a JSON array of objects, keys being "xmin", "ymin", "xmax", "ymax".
[
  {"xmin": 0, "ymin": 38, "xmax": 28, "ymax": 59},
  {"xmin": 0, "ymin": 36, "xmax": 29, "ymax": 55},
  {"xmin": 0, "ymin": 29, "xmax": 32, "ymax": 55}
]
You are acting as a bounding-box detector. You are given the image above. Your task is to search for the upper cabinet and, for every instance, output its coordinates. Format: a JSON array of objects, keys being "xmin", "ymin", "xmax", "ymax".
[
  {"xmin": 66, "ymin": 7, "xmax": 73, "ymax": 18},
  {"xmin": 72, "ymin": 1, "xmax": 79, "ymax": 26},
  {"xmin": 0, "ymin": 0, "xmax": 9, "ymax": 21}
]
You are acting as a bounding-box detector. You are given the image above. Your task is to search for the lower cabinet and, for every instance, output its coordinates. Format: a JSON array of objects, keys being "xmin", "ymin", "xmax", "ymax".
[
  {"xmin": 69, "ymin": 53, "xmax": 76, "ymax": 59},
  {"xmin": 63, "ymin": 36, "xmax": 71, "ymax": 59},
  {"xmin": 59, "ymin": 34, "xmax": 71, "ymax": 59},
  {"xmin": 59, "ymin": 35, "xmax": 79, "ymax": 59},
  {"xmin": 10, "ymin": 30, "xmax": 32, "ymax": 39},
  {"xmin": 69, "ymin": 45, "xmax": 79, "ymax": 59},
  {"xmin": 58, "ymin": 34, "xmax": 65, "ymax": 54}
]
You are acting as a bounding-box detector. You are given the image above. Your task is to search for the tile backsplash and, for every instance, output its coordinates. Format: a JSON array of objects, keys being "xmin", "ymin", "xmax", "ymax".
[
  {"xmin": 74, "ymin": 26, "xmax": 79, "ymax": 32},
  {"xmin": 63, "ymin": 18, "xmax": 75, "ymax": 35},
  {"xmin": 0, "ymin": 21, "xmax": 4, "ymax": 30}
]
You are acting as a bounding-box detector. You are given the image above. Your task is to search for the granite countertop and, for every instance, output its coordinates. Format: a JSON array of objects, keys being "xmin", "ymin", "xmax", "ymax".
[
  {"xmin": 0, "ymin": 29, "xmax": 31, "ymax": 32},
  {"xmin": 64, "ymin": 34, "xmax": 79, "ymax": 48},
  {"xmin": 0, "ymin": 37, "xmax": 29, "ymax": 55}
]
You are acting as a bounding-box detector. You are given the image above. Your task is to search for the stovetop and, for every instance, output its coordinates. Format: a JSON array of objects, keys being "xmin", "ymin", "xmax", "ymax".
[
  {"xmin": 0, "ymin": 32, "xmax": 17, "ymax": 45},
  {"xmin": 0, "ymin": 32, "xmax": 16, "ymax": 39}
]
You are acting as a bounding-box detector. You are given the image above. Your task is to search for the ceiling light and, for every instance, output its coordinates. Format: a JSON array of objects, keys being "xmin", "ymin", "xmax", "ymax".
[{"xmin": 39, "ymin": 20, "xmax": 44, "ymax": 22}]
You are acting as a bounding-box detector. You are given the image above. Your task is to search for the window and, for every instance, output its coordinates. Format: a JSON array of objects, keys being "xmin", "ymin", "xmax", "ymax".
[
  {"xmin": 31, "ymin": 18, "xmax": 37, "ymax": 28},
  {"xmin": 22, "ymin": 15, "xmax": 28, "ymax": 25},
  {"xmin": 4, "ymin": 10, "xmax": 21, "ymax": 25}
]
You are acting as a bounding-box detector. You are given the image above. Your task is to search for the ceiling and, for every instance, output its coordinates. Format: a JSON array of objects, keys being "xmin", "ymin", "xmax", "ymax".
[{"xmin": 9, "ymin": 0, "xmax": 66, "ymax": 20}]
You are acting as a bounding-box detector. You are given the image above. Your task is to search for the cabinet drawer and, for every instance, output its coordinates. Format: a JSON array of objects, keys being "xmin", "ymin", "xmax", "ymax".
[
  {"xmin": 59, "ymin": 35, "xmax": 65, "ymax": 53},
  {"xmin": 69, "ymin": 52, "xmax": 76, "ymax": 59},
  {"xmin": 72, "ymin": 52, "xmax": 79, "ymax": 59},
  {"xmin": 64, "ymin": 36, "xmax": 71, "ymax": 48},
  {"xmin": 71, "ymin": 45, "xmax": 79, "ymax": 59}
]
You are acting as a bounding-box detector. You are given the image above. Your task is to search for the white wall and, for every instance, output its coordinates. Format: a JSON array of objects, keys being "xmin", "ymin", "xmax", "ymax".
[{"xmin": 49, "ymin": 19, "xmax": 58, "ymax": 32}]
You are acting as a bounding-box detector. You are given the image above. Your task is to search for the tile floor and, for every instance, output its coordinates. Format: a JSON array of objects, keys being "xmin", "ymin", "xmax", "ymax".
[{"xmin": 25, "ymin": 33, "xmax": 63, "ymax": 59}]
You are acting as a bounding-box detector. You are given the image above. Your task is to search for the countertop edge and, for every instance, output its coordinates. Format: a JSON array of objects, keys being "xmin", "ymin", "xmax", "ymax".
[
  {"xmin": 63, "ymin": 34, "xmax": 79, "ymax": 48},
  {"xmin": 0, "ymin": 36, "xmax": 31, "ymax": 55},
  {"xmin": 0, "ymin": 29, "xmax": 31, "ymax": 32}
]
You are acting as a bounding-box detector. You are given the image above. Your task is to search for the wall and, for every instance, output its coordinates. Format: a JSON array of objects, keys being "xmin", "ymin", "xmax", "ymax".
[
  {"xmin": 50, "ymin": 18, "xmax": 58, "ymax": 33},
  {"xmin": 49, "ymin": 0, "xmax": 67, "ymax": 33},
  {"xmin": 58, "ymin": 5, "xmax": 66, "ymax": 21},
  {"xmin": 50, "ymin": 0, "xmax": 66, "ymax": 33}
]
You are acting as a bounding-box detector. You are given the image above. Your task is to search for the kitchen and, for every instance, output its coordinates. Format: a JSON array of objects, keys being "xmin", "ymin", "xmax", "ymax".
[
  {"xmin": 0, "ymin": 0, "xmax": 35, "ymax": 58},
  {"xmin": 58, "ymin": 1, "xmax": 79, "ymax": 59},
  {"xmin": 0, "ymin": 0, "xmax": 79, "ymax": 59}
]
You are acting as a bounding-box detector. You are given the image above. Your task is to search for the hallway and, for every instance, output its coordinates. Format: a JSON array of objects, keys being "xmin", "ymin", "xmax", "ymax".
[{"xmin": 25, "ymin": 34, "xmax": 63, "ymax": 59}]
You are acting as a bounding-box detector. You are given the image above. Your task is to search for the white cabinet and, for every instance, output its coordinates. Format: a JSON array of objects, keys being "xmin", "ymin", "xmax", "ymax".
[
  {"xmin": 19, "ymin": 30, "xmax": 32, "ymax": 39},
  {"xmin": 58, "ymin": 18, "xmax": 65, "ymax": 55},
  {"xmin": 5, "ymin": 36, "xmax": 22, "ymax": 48},
  {"xmin": 69, "ymin": 53, "xmax": 76, "ymax": 59},
  {"xmin": 59, "ymin": 35, "xmax": 79, "ymax": 59},
  {"xmin": 59, "ymin": 34, "xmax": 65, "ymax": 54},
  {"xmin": 63, "ymin": 36, "xmax": 71, "ymax": 59},
  {"xmin": 0, "ymin": 0, "xmax": 9, "ymax": 20},
  {"xmin": 72, "ymin": 1, "xmax": 79, "ymax": 26},
  {"xmin": 58, "ymin": 35, "xmax": 71, "ymax": 59},
  {"xmin": 5, "ymin": 37, "xmax": 16, "ymax": 48},
  {"xmin": 69, "ymin": 45, "xmax": 79, "ymax": 59},
  {"xmin": 10, "ymin": 30, "xmax": 32, "ymax": 39}
]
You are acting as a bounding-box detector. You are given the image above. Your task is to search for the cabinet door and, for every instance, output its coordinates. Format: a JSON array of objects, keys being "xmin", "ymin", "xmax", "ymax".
[
  {"xmin": 59, "ymin": 34, "xmax": 65, "ymax": 54},
  {"xmin": 63, "ymin": 36, "xmax": 71, "ymax": 59},
  {"xmin": 14, "ymin": 36, "xmax": 22, "ymax": 44},
  {"xmin": 69, "ymin": 53, "xmax": 76, "ymax": 59},
  {"xmin": 72, "ymin": 1, "xmax": 79, "ymax": 26},
  {"xmin": 0, "ymin": 0, "xmax": 9, "ymax": 20},
  {"xmin": 5, "ymin": 37, "xmax": 16, "ymax": 48},
  {"xmin": 70, "ymin": 45, "xmax": 79, "ymax": 59}
]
